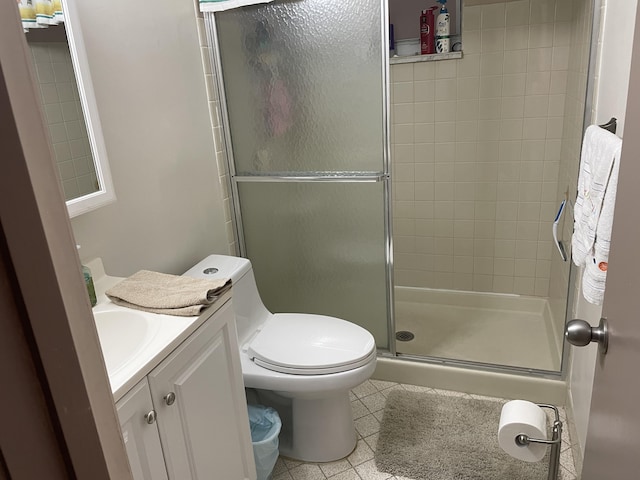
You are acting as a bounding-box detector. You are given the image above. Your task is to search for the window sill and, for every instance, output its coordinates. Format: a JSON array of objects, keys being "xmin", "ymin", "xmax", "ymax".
[{"xmin": 390, "ymin": 51, "xmax": 463, "ymax": 65}]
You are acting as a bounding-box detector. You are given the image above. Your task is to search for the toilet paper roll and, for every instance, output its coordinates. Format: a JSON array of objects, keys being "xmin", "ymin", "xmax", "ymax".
[{"xmin": 498, "ymin": 400, "xmax": 548, "ymax": 462}]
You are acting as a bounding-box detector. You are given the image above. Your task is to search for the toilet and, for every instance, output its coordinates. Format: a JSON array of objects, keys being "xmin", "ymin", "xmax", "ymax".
[{"xmin": 183, "ymin": 254, "xmax": 377, "ymax": 463}]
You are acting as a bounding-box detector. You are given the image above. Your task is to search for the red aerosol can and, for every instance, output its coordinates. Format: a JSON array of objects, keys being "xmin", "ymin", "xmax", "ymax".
[{"xmin": 420, "ymin": 8, "xmax": 436, "ymax": 54}]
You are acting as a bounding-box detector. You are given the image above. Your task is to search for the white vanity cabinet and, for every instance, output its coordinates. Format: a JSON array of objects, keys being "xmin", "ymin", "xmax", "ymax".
[
  {"xmin": 115, "ymin": 299, "xmax": 256, "ymax": 480},
  {"xmin": 117, "ymin": 378, "xmax": 168, "ymax": 480}
]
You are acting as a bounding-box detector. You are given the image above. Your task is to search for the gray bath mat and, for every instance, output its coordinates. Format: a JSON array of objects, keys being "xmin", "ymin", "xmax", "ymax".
[{"xmin": 375, "ymin": 390, "xmax": 549, "ymax": 480}]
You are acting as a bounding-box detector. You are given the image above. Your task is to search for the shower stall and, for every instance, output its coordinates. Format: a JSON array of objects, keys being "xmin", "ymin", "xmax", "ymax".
[
  {"xmin": 389, "ymin": 0, "xmax": 595, "ymax": 375},
  {"xmin": 206, "ymin": 0, "xmax": 597, "ymax": 379}
]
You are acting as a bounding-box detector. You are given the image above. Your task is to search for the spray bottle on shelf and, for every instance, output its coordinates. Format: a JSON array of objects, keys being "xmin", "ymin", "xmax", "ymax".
[
  {"xmin": 435, "ymin": 0, "xmax": 450, "ymax": 53},
  {"xmin": 420, "ymin": 7, "xmax": 436, "ymax": 54}
]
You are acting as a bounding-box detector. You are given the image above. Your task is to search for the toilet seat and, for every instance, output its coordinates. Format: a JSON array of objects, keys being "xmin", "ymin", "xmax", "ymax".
[{"xmin": 246, "ymin": 313, "xmax": 376, "ymax": 375}]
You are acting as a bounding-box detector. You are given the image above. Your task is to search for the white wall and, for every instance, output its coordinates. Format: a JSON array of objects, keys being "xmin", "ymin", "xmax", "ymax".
[
  {"xmin": 593, "ymin": 0, "xmax": 638, "ymax": 136},
  {"xmin": 567, "ymin": 0, "xmax": 638, "ymax": 471},
  {"xmin": 69, "ymin": 0, "xmax": 230, "ymax": 276}
]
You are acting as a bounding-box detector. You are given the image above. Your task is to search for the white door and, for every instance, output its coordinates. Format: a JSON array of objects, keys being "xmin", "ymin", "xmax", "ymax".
[
  {"xmin": 116, "ymin": 379, "xmax": 169, "ymax": 480},
  {"xmin": 148, "ymin": 301, "xmax": 256, "ymax": 480},
  {"xmin": 581, "ymin": 6, "xmax": 640, "ymax": 477}
]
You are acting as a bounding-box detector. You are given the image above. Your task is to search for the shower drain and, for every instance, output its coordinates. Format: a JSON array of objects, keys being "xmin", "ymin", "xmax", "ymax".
[{"xmin": 395, "ymin": 331, "xmax": 415, "ymax": 342}]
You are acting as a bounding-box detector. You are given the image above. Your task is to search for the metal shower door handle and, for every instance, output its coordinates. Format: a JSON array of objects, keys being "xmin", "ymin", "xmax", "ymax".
[{"xmin": 565, "ymin": 317, "xmax": 609, "ymax": 354}]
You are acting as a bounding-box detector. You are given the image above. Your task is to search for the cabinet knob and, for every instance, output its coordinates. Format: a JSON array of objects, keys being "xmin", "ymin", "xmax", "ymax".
[
  {"xmin": 144, "ymin": 410, "xmax": 157, "ymax": 424},
  {"xmin": 164, "ymin": 392, "xmax": 176, "ymax": 406}
]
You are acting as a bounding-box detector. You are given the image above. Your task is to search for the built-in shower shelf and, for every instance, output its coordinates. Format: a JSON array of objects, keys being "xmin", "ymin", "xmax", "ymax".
[{"xmin": 390, "ymin": 51, "xmax": 463, "ymax": 65}]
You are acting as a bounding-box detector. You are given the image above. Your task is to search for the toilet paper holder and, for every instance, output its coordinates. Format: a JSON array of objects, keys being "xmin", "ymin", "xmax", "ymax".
[{"xmin": 513, "ymin": 404, "xmax": 563, "ymax": 480}]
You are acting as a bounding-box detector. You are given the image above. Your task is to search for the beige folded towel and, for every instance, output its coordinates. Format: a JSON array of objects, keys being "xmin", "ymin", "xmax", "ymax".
[{"xmin": 105, "ymin": 270, "xmax": 231, "ymax": 317}]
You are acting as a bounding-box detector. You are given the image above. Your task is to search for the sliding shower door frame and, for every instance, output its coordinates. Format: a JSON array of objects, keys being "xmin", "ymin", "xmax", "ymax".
[
  {"xmin": 205, "ymin": 0, "xmax": 605, "ymax": 377},
  {"xmin": 204, "ymin": 2, "xmax": 397, "ymax": 354}
]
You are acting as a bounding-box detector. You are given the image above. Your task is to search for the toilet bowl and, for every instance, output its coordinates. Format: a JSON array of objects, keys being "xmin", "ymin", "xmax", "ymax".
[{"xmin": 183, "ymin": 254, "xmax": 377, "ymax": 462}]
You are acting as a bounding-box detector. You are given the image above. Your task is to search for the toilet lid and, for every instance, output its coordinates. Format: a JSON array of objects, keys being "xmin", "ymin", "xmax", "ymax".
[{"xmin": 247, "ymin": 313, "xmax": 376, "ymax": 375}]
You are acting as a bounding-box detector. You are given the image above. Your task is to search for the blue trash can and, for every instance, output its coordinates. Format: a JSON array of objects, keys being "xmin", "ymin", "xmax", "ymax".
[{"xmin": 247, "ymin": 405, "xmax": 281, "ymax": 480}]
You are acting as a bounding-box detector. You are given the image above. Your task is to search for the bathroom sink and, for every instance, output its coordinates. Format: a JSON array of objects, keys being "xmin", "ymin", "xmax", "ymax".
[{"xmin": 93, "ymin": 309, "xmax": 159, "ymax": 374}]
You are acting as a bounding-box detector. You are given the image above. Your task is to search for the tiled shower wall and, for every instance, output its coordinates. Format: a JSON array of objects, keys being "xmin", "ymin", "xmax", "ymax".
[
  {"xmin": 195, "ymin": 0, "xmax": 587, "ymax": 288},
  {"xmin": 29, "ymin": 42, "xmax": 97, "ymax": 201},
  {"xmin": 391, "ymin": 0, "xmax": 574, "ymax": 296},
  {"xmin": 195, "ymin": 9, "xmax": 237, "ymax": 256}
]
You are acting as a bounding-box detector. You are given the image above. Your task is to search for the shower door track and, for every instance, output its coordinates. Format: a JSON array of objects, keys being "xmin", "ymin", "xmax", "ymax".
[{"xmin": 381, "ymin": 351, "xmax": 564, "ymax": 380}]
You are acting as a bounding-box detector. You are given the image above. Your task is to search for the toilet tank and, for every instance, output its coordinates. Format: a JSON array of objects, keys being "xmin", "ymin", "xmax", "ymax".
[{"xmin": 183, "ymin": 255, "xmax": 271, "ymax": 344}]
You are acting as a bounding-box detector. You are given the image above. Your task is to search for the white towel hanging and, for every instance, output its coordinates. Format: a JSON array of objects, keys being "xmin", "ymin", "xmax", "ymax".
[{"xmin": 572, "ymin": 124, "xmax": 622, "ymax": 305}]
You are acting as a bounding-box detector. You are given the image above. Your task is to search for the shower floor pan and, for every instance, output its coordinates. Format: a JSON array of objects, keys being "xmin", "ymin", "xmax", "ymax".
[{"xmin": 394, "ymin": 287, "xmax": 561, "ymax": 372}]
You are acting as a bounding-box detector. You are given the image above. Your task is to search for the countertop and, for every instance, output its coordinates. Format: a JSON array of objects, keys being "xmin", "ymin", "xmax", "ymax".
[{"xmin": 88, "ymin": 258, "xmax": 232, "ymax": 402}]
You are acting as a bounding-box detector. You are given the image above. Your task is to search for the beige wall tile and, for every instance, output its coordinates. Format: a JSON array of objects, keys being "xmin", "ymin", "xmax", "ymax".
[
  {"xmin": 502, "ymin": 73, "xmax": 527, "ymax": 96},
  {"xmin": 414, "ymin": 62, "xmax": 436, "ymax": 80},
  {"xmin": 457, "ymin": 77, "xmax": 481, "ymax": 99},
  {"xmin": 481, "ymin": 3, "xmax": 506, "ymax": 29},
  {"xmin": 523, "ymin": 117, "xmax": 548, "ymax": 140},
  {"xmin": 506, "ymin": 0, "xmax": 530, "ymax": 27},
  {"xmin": 436, "ymin": 60, "xmax": 458, "ymax": 79},
  {"xmin": 479, "ymin": 120, "xmax": 501, "ymax": 140},
  {"xmin": 513, "ymin": 276, "xmax": 535, "ymax": 295},
  {"xmin": 458, "ymin": 54, "xmax": 481, "ymax": 77},
  {"xmin": 415, "ymin": 102, "xmax": 436, "ymax": 123},
  {"xmin": 435, "ymin": 79, "xmax": 458, "ymax": 101},
  {"xmin": 525, "ymin": 71, "xmax": 551, "ymax": 95},
  {"xmin": 528, "ymin": 23, "xmax": 554, "ymax": 48},
  {"xmin": 482, "ymin": 28, "xmax": 507, "ymax": 53},
  {"xmin": 505, "ymin": 26, "xmax": 530, "ymax": 50},
  {"xmin": 394, "ymin": 82, "xmax": 415, "ymax": 103},
  {"xmin": 530, "ymin": 0, "xmax": 556, "ymax": 25},
  {"xmin": 481, "ymin": 52, "xmax": 505, "ymax": 75},
  {"xmin": 415, "ymin": 80, "xmax": 436, "ymax": 101},
  {"xmin": 394, "ymin": 103, "xmax": 415, "ymax": 123},
  {"xmin": 463, "ymin": 5, "xmax": 482, "ymax": 31},
  {"xmin": 504, "ymin": 50, "xmax": 529, "ymax": 73},
  {"xmin": 415, "ymin": 144, "xmax": 436, "ymax": 163},
  {"xmin": 391, "ymin": 0, "xmax": 577, "ymax": 296},
  {"xmin": 435, "ymin": 101, "xmax": 457, "ymax": 121},
  {"xmin": 392, "ymin": 63, "xmax": 414, "ymax": 82},
  {"xmin": 435, "ymin": 122, "xmax": 456, "ymax": 141},
  {"xmin": 415, "ymin": 123, "xmax": 436, "ymax": 142},
  {"xmin": 456, "ymin": 100, "xmax": 480, "ymax": 121},
  {"xmin": 479, "ymin": 76, "xmax": 504, "ymax": 98},
  {"xmin": 394, "ymin": 144, "xmax": 414, "ymax": 163}
]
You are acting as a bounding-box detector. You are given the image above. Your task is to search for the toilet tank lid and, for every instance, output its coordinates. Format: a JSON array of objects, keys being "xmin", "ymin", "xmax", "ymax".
[{"xmin": 182, "ymin": 255, "xmax": 251, "ymax": 284}]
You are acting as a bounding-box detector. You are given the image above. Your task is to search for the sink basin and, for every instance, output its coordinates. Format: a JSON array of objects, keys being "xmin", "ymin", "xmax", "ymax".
[{"xmin": 93, "ymin": 309, "xmax": 159, "ymax": 374}]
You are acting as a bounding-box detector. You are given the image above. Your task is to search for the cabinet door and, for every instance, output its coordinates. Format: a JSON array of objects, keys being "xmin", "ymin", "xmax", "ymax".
[
  {"xmin": 148, "ymin": 301, "xmax": 256, "ymax": 480},
  {"xmin": 116, "ymin": 378, "xmax": 169, "ymax": 480}
]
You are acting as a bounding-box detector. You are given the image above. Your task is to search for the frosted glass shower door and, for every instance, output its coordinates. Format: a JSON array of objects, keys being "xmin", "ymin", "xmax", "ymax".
[
  {"xmin": 214, "ymin": 0, "xmax": 385, "ymax": 174},
  {"xmin": 210, "ymin": 0, "xmax": 390, "ymax": 348},
  {"xmin": 238, "ymin": 182, "xmax": 389, "ymax": 346}
]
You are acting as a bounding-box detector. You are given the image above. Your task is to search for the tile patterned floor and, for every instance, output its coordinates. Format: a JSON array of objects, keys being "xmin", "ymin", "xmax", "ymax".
[{"xmin": 271, "ymin": 380, "xmax": 578, "ymax": 480}]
